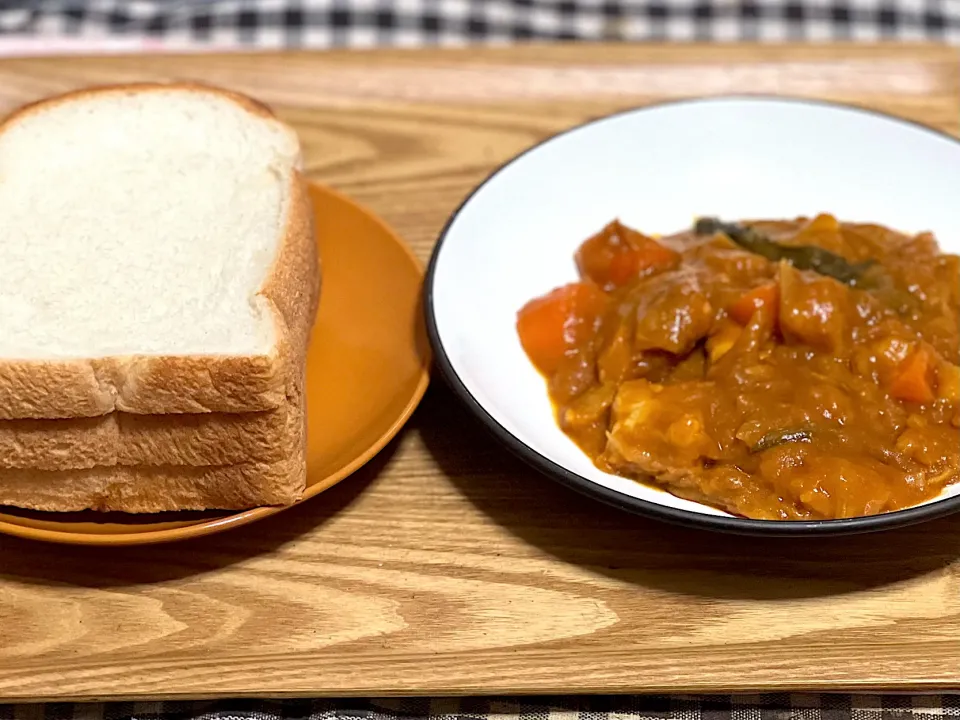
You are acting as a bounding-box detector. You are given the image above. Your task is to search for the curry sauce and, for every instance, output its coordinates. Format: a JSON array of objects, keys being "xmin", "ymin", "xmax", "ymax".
[{"xmin": 516, "ymin": 214, "xmax": 960, "ymax": 520}]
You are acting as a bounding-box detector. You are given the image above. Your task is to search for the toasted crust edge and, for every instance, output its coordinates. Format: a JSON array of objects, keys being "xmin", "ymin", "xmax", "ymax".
[{"xmin": 0, "ymin": 82, "xmax": 320, "ymax": 419}]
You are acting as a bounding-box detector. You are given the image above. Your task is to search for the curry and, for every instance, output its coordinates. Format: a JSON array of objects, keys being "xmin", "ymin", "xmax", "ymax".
[{"xmin": 516, "ymin": 214, "xmax": 960, "ymax": 520}]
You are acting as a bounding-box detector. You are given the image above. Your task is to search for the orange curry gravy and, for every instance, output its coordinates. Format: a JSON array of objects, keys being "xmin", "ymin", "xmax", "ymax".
[{"xmin": 516, "ymin": 214, "xmax": 960, "ymax": 520}]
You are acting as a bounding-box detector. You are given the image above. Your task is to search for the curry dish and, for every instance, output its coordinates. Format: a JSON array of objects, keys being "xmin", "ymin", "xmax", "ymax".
[{"xmin": 516, "ymin": 214, "xmax": 960, "ymax": 520}]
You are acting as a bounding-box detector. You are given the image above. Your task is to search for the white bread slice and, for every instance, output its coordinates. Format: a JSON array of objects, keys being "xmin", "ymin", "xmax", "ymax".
[
  {"xmin": 0, "ymin": 398, "xmax": 300, "ymax": 471},
  {"xmin": 0, "ymin": 83, "xmax": 319, "ymax": 419},
  {"xmin": 0, "ymin": 454, "xmax": 306, "ymax": 512}
]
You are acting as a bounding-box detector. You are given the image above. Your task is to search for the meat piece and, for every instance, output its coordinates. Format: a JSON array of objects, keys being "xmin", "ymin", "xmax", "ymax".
[
  {"xmin": 558, "ymin": 382, "xmax": 618, "ymax": 457},
  {"xmin": 600, "ymin": 379, "xmax": 721, "ymax": 477},
  {"xmin": 631, "ymin": 268, "xmax": 715, "ymax": 355},
  {"xmin": 778, "ymin": 262, "xmax": 850, "ymax": 352}
]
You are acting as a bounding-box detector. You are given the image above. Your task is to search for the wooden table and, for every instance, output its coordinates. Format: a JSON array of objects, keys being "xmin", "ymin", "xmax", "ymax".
[{"xmin": 0, "ymin": 44, "xmax": 958, "ymax": 703}]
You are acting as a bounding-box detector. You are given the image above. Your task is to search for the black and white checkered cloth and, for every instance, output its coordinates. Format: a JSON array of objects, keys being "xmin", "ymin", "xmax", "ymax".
[
  {"xmin": 0, "ymin": 0, "xmax": 956, "ymax": 46},
  {"xmin": 3, "ymin": 695, "xmax": 960, "ymax": 720}
]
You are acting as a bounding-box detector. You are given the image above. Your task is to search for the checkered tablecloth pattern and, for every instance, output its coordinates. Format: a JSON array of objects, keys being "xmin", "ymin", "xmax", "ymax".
[
  {"xmin": 0, "ymin": 0, "xmax": 956, "ymax": 51},
  {"xmin": 3, "ymin": 695, "xmax": 960, "ymax": 720}
]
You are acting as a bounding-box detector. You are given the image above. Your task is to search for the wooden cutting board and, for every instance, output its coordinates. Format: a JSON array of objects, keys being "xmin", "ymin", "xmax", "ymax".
[{"xmin": 0, "ymin": 44, "xmax": 958, "ymax": 702}]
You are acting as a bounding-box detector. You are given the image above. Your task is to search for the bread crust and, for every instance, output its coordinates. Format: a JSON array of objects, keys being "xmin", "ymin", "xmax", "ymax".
[
  {"xmin": 0, "ymin": 453, "xmax": 307, "ymax": 512},
  {"xmin": 0, "ymin": 83, "xmax": 320, "ymax": 419},
  {"xmin": 0, "ymin": 399, "xmax": 300, "ymax": 471},
  {"xmin": 0, "ymin": 359, "xmax": 309, "ymax": 510}
]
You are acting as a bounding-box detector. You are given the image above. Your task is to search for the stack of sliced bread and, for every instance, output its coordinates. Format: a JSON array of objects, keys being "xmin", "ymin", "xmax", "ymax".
[{"xmin": 0, "ymin": 83, "xmax": 320, "ymax": 513}]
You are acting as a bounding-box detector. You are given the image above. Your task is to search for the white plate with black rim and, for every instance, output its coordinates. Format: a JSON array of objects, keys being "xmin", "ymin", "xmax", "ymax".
[{"xmin": 424, "ymin": 95, "xmax": 960, "ymax": 536}]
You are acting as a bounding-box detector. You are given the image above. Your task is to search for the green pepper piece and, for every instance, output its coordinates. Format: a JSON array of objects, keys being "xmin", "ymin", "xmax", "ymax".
[
  {"xmin": 694, "ymin": 217, "xmax": 876, "ymax": 287},
  {"xmin": 750, "ymin": 428, "xmax": 814, "ymax": 454}
]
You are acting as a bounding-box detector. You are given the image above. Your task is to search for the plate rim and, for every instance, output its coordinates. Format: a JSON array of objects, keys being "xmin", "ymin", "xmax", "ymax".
[
  {"xmin": 0, "ymin": 181, "xmax": 431, "ymax": 546},
  {"xmin": 424, "ymin": 94, "xmax": 960, "ymax": 537}
]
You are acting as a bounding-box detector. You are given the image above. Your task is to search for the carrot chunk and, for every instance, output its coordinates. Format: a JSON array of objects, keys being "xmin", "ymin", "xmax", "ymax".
[
  {"xmin": 516, "ymin": 282, "xmax": 609, "ymax": 375},
  {"xmin": 729, "ymin": 282, "xmax": 780, "ymax": 326},
  {"xmin": 890, "ymin": 347, "xmax": 935, "ymax": 404},
  {"xmin": 575, "ymin": 220, "xmax": 680, "ymax": 291}
]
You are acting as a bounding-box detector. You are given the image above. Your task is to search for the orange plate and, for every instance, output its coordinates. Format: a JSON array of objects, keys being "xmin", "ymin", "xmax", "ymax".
[{"xmin": 0, "ymin": 183, "xmax": 430, "ymax": 546}]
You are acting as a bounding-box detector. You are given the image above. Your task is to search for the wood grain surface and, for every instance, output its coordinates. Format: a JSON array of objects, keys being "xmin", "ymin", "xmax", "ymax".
[{"xmin": 0, "ymin": 44, "xmax": 959, "ymax": 702}]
